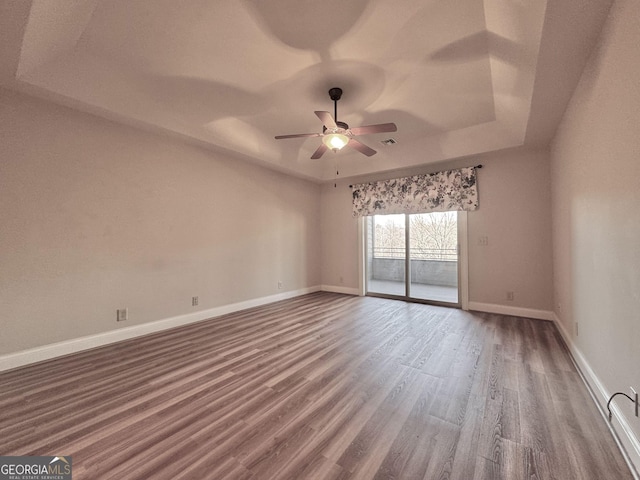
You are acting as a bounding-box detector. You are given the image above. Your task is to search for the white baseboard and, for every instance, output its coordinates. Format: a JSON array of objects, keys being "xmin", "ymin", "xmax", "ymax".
[
  {"xmin": 0, "ymin": 286, "xmax": 321, "ymax": 373},
  {"xmin": 320, "ymin": 285, "xmax": 361, "ymax": 296},
  {"xmin": 553, "ymin": 314, "xmax": 640, "ymax": 478},
  {"xmin": 467, "ymin": 301, "xmax": 554, "ymax": 321}
]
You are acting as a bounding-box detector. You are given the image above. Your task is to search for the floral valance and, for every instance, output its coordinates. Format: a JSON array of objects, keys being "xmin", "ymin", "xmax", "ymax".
[{"xmin": 351, "ymin": 166, "xmax": 479, "ymax": 217}]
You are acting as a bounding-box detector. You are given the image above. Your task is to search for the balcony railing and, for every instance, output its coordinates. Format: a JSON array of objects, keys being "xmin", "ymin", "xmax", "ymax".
[{"xmin": 372, "ymin": 246, "xmax": 457, "ymax": 261}]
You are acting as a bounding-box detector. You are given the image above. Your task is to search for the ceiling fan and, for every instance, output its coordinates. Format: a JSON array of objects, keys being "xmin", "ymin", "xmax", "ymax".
[{"xmin": 275, "ymin": 87, "xmax": 397, "ymax": 159}]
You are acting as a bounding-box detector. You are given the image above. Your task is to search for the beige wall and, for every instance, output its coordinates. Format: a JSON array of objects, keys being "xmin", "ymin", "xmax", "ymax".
[
  {"xmin": 550, "ymin": 0, "xmax": 640, "ymax": 462},
  {"xmin": 467, "ymin": 149, "xmax": 553, "ymax": 311},
  {"xmin": 0, "ymin": 89, "xmax": 321, "ymax": 355},
  {"xmin": 319, "ymin": 181, "xmax": 361, "ymax": 292},
  {"xmin": 0, "ymin": 87, "xmax": 555, "ymax": 358},
  {"xmin": 320, "ymin": 147, "xmax": 554, "ymax": 314}
]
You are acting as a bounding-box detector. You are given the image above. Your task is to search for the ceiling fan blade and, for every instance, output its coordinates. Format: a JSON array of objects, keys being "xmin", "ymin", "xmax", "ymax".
[
  {"xmin": 315, "ymin": 111, "xmax": 337, "ymax": 129},
  {"xmin": 310, "ymin": 143, "xmax": 328, "ymax": 159},
  {"xmin": 348, "ymin": 138, "xmax": 377, "ymax": 157},
  {"xmin": 349, "ymin": 123, "xmax": 397, "ymax": 136},
  {"xmin": 275, "ymin": 133, "xmax": 321, "ymax": 139}
]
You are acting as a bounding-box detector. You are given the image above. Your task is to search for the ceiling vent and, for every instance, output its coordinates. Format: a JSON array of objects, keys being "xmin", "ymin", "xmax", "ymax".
[{"xmin": 380, "ymin": 138, "xmax": 397, "ymax": 146}]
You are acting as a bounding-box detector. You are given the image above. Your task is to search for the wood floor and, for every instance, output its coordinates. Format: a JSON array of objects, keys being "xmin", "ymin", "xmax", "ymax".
[{"xmin": 0, "ymin": 292, "xmax": 633, "ymax": 479}]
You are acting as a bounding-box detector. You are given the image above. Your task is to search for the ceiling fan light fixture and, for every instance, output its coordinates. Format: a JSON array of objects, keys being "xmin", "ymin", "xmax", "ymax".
[{"xmin": 323, "ymin": 132, "xmax": 349, "ymax": 151}]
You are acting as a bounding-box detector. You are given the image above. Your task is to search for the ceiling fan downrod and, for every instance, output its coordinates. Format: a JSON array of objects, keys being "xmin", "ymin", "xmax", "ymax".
[{"xmin": 328, "ymin": 87, "xmax": 343, "ymax": 122}]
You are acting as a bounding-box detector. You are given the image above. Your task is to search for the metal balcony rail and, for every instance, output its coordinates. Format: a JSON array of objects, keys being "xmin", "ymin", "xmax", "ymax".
[{"xmin": 372, "ymin": 247, "xmax": 457, "ymax": 261}]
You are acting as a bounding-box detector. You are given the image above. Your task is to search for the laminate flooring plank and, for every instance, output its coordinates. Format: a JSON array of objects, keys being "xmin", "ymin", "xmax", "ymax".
[
  {"xmin": 522, "ymin": 366, "xmax": 576, "ymax": 479},
  {"xmin": 447, "ymin": 325, "xmax": 495, "ymax": 480},
  {"xmin": 429, "ymin": 333, "xmax": 486, "ymax": 428},
  {"xmin": 278, "ymin": 453, "xmax": 344, "ymax": 480},
  {"xmin": 319, "ymin": 356, "xmax": 409, "ymax": 462},
  {"xmin": 375, "ymin": 413, "xmax": 442, "ymax": 480},
  {"xmin": 262, "ymin": 376, "xmax": 373, "ymax": 479},
  {"xmin": 518, "ymin": 319, "xmax": 546, "ymax": 374},
  {"xmin": 178, "ymin": 456, "xmax": 254, "ymax": 480},
  {"xmin": 419, "ymin": 419, "xmax": 460, "ymax": 480},
  {"xmin": 477, "ymin": 389, "xmax": 505, "ymax": 466},
  {"xmin": 233, "ymin": 385, "xmax": 319, "ymax": 465},
  {"xmin": 498, "ymin": 316, "xmax": 522, "ymax": 363},
  {"xmin": 4, "ymin": 363, "xmax": 239, "ymax": 454},
  {"xmin": 372, "ymin": 374, "xmax": 441, "ymax": 480},
  {"xmin": 248, "ymin": 360, "xmax": 362, "ymax": 467},
  {"xmin": 497, "ymin": 438, "xmax": 525, "ymax": 480},
  {"xmin": 70, "ymin": 358, "xmax": 300, "ymax": 468},
  {"xmin": 503, "ymin": 357, "xmax": 520, "ymax": 391},
  {"xmin": 73, "ymin": 373, "xmax": 262, "ymax": 470},
  {"xmin": 397, "ymin": 324, "xmax": 442, "ymax": 367},
  {"xmin": 501, "ymin": 386, "xmax": 521, "ymax": 443},
  {"xmin": 447, "ymin": 407, "xmax": 484, "ymax": 480},
  {"xmin": 336, "ymin": 368, "xmax": 429, "ymax": 478},
  {"xmin": 242, "ymin": 423, "xmax": 317, "ymax": 478},
  {"xmin": 0, "ymin": 293, "xmax": 633, "ymax": 480},
  {"xmin": 548, "ymin": 369, "xmax": 633, "ymax": 478},
  {"xmin": 400, "ymin": 326, "xmax": 447, "ymax": 371},
  {"xmin": 547, "ymin": 327, "xmax": 576, "ymax": 372},
  {"xmin": 532, "ymin": 322, "xmax": 567, "ymax": 377}
]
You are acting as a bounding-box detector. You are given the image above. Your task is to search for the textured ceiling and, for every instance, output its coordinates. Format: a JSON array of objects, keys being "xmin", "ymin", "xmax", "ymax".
[{"xmin": 0, "ymin": 0, "xmax": 614, "ymax": 182}]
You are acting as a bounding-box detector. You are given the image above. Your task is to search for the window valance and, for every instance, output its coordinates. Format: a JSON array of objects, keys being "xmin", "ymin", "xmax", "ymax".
[{"xmin": 351, "ymin": 166, "xmax": 479, "ymax": 217}]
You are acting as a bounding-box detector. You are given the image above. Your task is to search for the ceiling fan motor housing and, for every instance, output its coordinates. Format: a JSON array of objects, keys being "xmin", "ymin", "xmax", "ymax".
[{"xmin": 323, "ymin": 121, "xmax": 350, "ymax": 134}]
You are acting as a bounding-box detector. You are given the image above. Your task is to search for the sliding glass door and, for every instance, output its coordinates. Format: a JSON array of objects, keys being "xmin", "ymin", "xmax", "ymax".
[
  {"xmin": 366, "ymin": 212, "xmax": 460, "ymax": 306},
  {"xmin": 365, "ymin": 214, "xmax": 407, "ymax": 297},
  {"xmin": 408, "ymin": 212, "xmax": 459, "ymax": 303}
]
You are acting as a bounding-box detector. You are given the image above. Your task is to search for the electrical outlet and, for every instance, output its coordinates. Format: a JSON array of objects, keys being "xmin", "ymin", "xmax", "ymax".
[
  {"xmin": 116, "ymin": 308, "xmax": 128, "ymax": 322},
  {"xmin": 192, "ymin": 296, "xmax": 199, "ymax": 307},
  {"xmin": 575, "ymin": 322, "xmax": 579, "ymax": 336},
  {"xmin": 632, "ymin": 387, "xmax": 639, "ymax": 417},
  {"xmin": 278, "ymin": 281, "xmax": 283, "ymax": 290},
  {"xmin": 478, "ymin": 236, "xmax": 489, "ymax": 246},
  {"xmin": 506, "ymin": 291, "xmax": 514, "ymax": 301},
  {"xmin": 339, "ymin": 276, "xmax": 344, "ymax": 285}
]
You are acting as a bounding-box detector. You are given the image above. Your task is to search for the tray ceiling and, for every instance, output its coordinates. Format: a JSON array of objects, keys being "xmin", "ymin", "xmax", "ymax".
[{"xmin": 0, "ymin": 0, "xmax": 614, "ymax": 181}]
